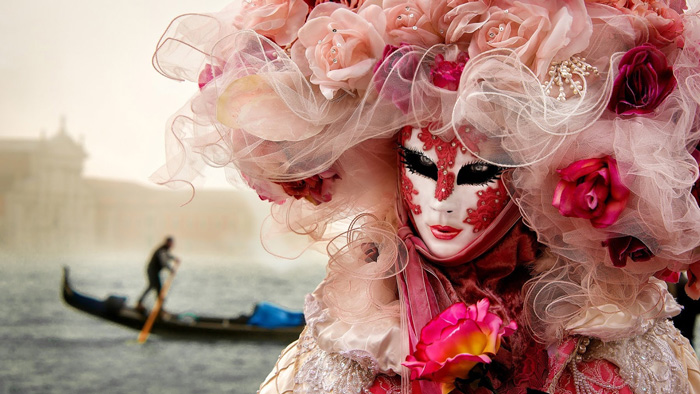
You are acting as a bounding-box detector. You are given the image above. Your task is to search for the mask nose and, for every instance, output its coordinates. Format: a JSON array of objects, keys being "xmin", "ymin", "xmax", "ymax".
[{"xmin": 429, "ymin": 188, "xmax": 459, "ymax": 214}]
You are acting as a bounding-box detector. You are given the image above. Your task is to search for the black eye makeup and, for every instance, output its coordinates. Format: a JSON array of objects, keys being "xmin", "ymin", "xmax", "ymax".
[
  {"xmin": 457, "ymin": 161, "xmax": 504, "ymax": 186},
  {"xmin": 398, "ymin": 146, "xmax": 438, "ymax": 181}
]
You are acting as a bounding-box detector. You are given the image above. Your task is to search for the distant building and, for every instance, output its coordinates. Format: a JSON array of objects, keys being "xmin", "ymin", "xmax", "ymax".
[{"xmin": 0, "ymin": 126, "xmax": 255, "ymax": 257}]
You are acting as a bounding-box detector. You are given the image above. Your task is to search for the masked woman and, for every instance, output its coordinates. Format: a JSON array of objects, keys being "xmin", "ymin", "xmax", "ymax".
[{"xmin": 153, "ymin": 1, "xmax": 700, "ymax": 393}]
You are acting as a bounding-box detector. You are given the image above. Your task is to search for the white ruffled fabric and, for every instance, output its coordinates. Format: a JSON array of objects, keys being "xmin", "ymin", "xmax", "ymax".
[
  {"xmin": 304, "ymin": 215, "xmax": 406, "ymax": 374},
  {"xmin": 525, "ymin": 254, "xmax": 683, "ymax": 345},
  {"xmin": 565, "ymin": 277, "xmax": 680, "ymax": 342}
]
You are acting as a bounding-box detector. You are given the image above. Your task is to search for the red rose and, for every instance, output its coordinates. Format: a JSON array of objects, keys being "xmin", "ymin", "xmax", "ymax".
[
  {"xmin": 276, "ymin": 169, "xmax": 341, "ymax": 205},
  {"xmin": 602, "ymin": 236, "xmax": 653, "ymax": 267},
  {"xmin": 552, "ymin": 156, "xmax": 630, "ymax": 228},
  {"xmin": 430, "ymin": 52, "xmax": 468, "ymax": 92},
  {"xmin": 608, "ymin": 43, "xmax": 677, "ymax": 116}
]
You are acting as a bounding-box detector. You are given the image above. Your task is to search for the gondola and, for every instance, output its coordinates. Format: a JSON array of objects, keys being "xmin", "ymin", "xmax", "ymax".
[{"xmin": 61, "ymin": 267, "xmax": 305, "ymax": 342}]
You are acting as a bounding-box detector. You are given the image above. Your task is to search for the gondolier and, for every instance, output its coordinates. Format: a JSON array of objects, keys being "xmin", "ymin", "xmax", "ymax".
[
  {"xmin": 136, "ymin": 236, "xmax": 179, "ymax": 313},
  {"xmin": 61, "ymin": 267, "xmax": 305, "ymax": 341}
]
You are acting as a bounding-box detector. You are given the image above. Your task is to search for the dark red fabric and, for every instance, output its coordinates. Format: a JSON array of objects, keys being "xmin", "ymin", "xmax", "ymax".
[{"xmin": 425, "ymin": 222, "xmax": 549, "ymax": 394}]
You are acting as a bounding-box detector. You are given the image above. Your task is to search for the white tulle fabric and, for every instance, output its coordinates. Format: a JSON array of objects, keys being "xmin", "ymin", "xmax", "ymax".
[
  {"xmin": 304, "ymin": 215, "xmax": 406, "ymax": 374},
  {"xmin": 564, "ymin": 277, "xmax": 680, "ymax": 342},
  {"xmin": 524, "ymin": 254, "xmax": 682, "ymax": 345},
  {"xmin": 258, "ymin": 215, "xmax": 407, "ymax": 393}
]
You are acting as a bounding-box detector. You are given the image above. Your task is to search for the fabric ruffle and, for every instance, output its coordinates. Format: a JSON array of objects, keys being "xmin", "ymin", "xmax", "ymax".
[
  {"xmin": 303, "ymin": 215, "xmax": 406, "ymax": 374},
  {"xmin": 524, "ymin": 254, "xmax": 682, "ymax": 344}
]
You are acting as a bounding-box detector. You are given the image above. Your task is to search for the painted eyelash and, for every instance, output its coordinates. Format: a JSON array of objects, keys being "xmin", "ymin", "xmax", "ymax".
[
  {"xmin": 398, "ymin": 146, "xmax": 438, "ymax": 181},
  {"xmin": 457, "ymin": 160, "xmax": 504, "ymax": 186}
]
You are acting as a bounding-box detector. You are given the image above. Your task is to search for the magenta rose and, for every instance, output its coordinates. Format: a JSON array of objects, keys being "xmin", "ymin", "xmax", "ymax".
[
  {"xmin": 602, "ymin": 235, "xmax": 653, "ymax": 267},
  {"xmin": 607, "ymin": 43, "xmax": 677, "ymax": 115},
  {"xmin": 198, "ymin": 64, "xmax": 223, "ymax": 90},
  {"xmin": 403, "ymin": 299, "xmax": 516, "ymax": 394},
  {"xmin": 654, "ymin": 268, "xmax": 680, "ymax": 283},
  {"xmin": 430, "ymin": 52, "xmax": 468, "ymax": 91},
  {"xmin": 373, "ymin": 44, "xmax": 419, "ymax": 113},
  {"xmin": 552, "ymin": 156, "xmax": 630, "ymax": 228}
]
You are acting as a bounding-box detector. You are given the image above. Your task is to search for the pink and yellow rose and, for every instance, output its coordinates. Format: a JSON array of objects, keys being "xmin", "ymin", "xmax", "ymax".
[
  {"xmin": 552, "ymin": 156, "xmax": 630, "ymax": 228},
  {"xmin": 403, "ymin": 299, "xmax": 517, "ymax": 394},
  {"xmin": 468, "ymin": 0, "xmax": 593, "ymax": 79},
  {"xmin": 229, "ymin": 0, "xmax": 310, "ymax": 46},
  {"xmin": 291, "ymin": 2, "xmax": 387, "ymax": 99}
]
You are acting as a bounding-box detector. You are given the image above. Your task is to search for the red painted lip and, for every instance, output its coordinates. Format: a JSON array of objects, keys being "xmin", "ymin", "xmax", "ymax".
[{"xmin": 430, "ymin": 225, "xmax": 462, "ymax": 240}]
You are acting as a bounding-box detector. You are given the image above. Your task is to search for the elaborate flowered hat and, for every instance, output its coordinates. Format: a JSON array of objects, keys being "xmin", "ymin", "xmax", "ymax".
[{"xmin": 153, "ymin": 0, "xmax": 700, "ymax": 341}]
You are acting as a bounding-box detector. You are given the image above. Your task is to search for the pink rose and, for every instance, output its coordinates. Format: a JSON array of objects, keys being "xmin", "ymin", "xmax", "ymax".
[
  {"xmin": 403, "ymin": 299, "xmax": 517, "ymax": 394},
  {"xmin": 628, "ymin": 0, "xmax": 685, "ymax": 47},
  {"xmin": 441, "ymin": 0, "xmax": 491, "ymax": 47},
  {"xmin": 602, "ymin": 236, "xmax": 653, "ymax": 267},
  {"xmin": 468, "ymin": 0, "xmax": 593, "ymax": 79},
  {"xmin": 383, "ymin": 0, "xmax": 442, "ymax": 47},
  {"xmin": 586, "ymin": 0, "xmax": 685, "ymax": 47},
  {"xmin": 430, "ymin": 52, "xmax": 468, "ymax": 91},
  {"xmin": 608, "ymin": 43, "xmax": 676, "ymax": 115},
  {"xmin": 306, "ymin": 0, "xmax": 368, "ymax": 10},
  {"xmin": 584, "ymin": 0, "xmax": 628, "ymax": 6},
  {"xmin": 668, "ymin": 0, "xmax": 688, "ymax": 13},
  {"xmin": 552, "ymin": 156, "xmax": 630, "ymax": 228},
  {"xmin": 230, "ymin": 0, "xmax": 310, "ymax": 46},
  {"xmin": 291, "ymin": 3, "xmax": 387, "ymax": 99},
  {"xmin": 275, "ymin": 169, "xmax": 341, "ymax": 205}
]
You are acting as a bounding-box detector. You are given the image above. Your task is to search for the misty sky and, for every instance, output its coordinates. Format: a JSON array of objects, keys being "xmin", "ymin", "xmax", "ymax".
[{"xmin": 0, "ymin": 1, "xmax": 231, "ymax": 187}]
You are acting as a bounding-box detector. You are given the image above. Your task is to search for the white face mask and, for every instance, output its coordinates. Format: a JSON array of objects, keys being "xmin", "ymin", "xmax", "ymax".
[{"xmin": 399, "ymin": 127, "xmax": 508, "ymax": 258}]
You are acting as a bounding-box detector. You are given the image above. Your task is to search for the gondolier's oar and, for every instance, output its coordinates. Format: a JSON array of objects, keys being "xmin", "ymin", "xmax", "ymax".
[{"xmin": 138, "ymin": 259, "xmax": 180, "ymax": 344}]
